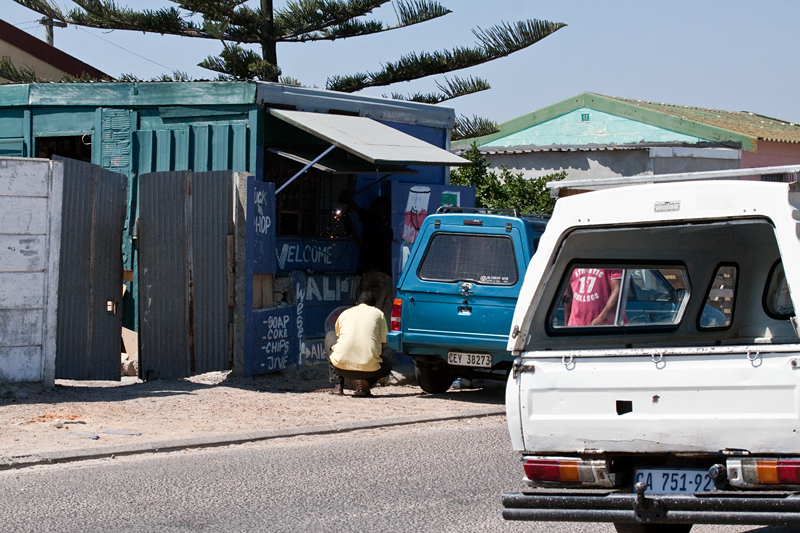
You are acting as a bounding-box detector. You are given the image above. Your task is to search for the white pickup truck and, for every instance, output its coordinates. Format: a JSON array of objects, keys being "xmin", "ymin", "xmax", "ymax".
[{"xmin": 503, "ymin": 172, "xmax": 800, "ymax": 532}]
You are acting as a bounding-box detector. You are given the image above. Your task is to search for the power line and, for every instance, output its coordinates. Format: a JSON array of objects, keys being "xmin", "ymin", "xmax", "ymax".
[
  {"xmin": 11, "ymin": 19, "xmax": 40, "ymax": 26},
  {"xmin": 75, "ymin": 26, "xmax": 176, "ymax": 71}
]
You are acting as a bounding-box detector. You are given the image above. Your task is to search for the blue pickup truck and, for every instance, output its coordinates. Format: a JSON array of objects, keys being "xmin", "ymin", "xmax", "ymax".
[{"xmin": 387, "ymin": 208, "xmax": 548, "ymax": 393}]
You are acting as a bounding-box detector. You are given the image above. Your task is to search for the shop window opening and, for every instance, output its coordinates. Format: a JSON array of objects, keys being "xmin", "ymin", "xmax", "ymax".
[
  {"xmin": 36, "ymin": 135, "xmax": 92, "ymax": 163},
  {"xmin": 264, "ymin": 151, "xmax": 348, "ymax": 239}
]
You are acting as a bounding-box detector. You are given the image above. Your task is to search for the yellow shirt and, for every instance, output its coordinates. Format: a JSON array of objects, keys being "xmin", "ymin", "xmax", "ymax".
[{"xmin": 329, "ymin": 304, "xmax": 388, "ymax": 372}]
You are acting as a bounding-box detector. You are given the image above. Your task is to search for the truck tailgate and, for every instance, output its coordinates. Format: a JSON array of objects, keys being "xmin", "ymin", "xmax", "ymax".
[
  {"xmin": 512, "ymin": 349, "xmax": 800, "ymax": 454},
  {"xmin": 402, "ymin": 293, "xmax": 516, "ymax": 351}
]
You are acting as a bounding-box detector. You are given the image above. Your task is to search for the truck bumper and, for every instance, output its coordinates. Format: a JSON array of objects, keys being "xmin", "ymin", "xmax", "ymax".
[
  {"xmin": 386, "ymin": 331, "xmax": 402, "ymax": 352},
  {"xmin": 502, "ymin": 489, "xmax": 800, "ymax": 526}
]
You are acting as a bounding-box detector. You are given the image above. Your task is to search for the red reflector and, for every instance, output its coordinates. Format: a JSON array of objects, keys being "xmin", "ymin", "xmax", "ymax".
[
  {"xmin": 524, "ymin": 460, "xmax": 560, "ymax": 482},
  {"xmin": 390, "ymin": 298, "xmax": 402, "ymax": 332},
  {"xmin": 523, "ymin": 459, "xmax": 580, "ymax": 482},
  {"xmin": 778, "ymin": 461, "xmax": 800, "ymax": 484},
  {"xmin": 463, "ymin": 220, "xmax": 483, "ymax": 226}
]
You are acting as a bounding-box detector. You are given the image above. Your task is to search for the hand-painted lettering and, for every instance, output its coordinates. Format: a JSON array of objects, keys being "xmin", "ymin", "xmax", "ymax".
[{"xmin": 254, "ymin": 215, "xmax": 272, "ymax": 234}]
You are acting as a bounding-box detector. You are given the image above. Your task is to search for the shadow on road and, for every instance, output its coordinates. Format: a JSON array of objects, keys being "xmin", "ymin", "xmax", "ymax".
[
  {"xmin": 416, "ymin": 380, "xmax": 506, "ymax": 405},
  {"xmin": 0, "ymin": 364, "xmax": 508, "ymax": 408}
]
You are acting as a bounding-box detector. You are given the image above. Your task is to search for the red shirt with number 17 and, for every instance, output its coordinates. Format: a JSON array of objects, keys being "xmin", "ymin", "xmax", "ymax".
[{"xmin": 567, "ymin": 268, "xmax": 622, "ymax": 326}]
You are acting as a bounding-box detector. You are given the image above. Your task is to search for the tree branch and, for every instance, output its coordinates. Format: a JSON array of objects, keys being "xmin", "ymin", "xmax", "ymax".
[
  {"xmin": 453, "ymin": 115, "xmax": 500, "ymax": 141},
  {"xmin": 327, "ymin": 18, "xmax": 565, "ymax": 91},
  {"xmin": 386, "ymin": 75, "xmax": 490, "ymax": 104},
  {"xmin": 278, "ymin": 0, "xmax": 449, "ymax": 42}
]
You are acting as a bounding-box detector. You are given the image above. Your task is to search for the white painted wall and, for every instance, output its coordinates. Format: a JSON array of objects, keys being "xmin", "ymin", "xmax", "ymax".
[
  {"xmin": 0, "ymin": 158, "xmax": 62, "ymax": 385},
  {"xmin": 483, "ymin": 147, "xmax": 741, "ymax": 182}
]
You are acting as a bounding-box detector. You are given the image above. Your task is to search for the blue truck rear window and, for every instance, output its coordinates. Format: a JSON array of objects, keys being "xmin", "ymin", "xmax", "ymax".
[{"xmin": 417, "ymin": 233, "xmax": 518, "ymax": 285}]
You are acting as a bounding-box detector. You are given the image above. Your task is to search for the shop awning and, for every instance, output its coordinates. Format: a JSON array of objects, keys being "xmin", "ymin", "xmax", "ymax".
[
  {"xmin": 268, "ymin": 109, "xmax": 470, "ymax": 167},
  {"xmin": 266, "ymin": 146, "xmax": 417, "ymax": 175}
]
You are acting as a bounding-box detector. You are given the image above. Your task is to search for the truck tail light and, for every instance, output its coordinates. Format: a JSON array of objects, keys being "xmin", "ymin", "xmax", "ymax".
[
  {"xmin": 522, "ymin": 457, "xmax": 613, "ymax": 487},
  {"xmin": 391, "ymin": 298, "xmax": 402, "ymax": 331},
  {"xmin": 729, "ymin": 458, "xmax": 800, "ymax": 487}
]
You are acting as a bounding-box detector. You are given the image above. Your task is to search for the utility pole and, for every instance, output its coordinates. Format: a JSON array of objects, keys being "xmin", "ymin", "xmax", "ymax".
[{"xmin": 39, "ymin": 17, "xmax": 67, "ymax": 47}]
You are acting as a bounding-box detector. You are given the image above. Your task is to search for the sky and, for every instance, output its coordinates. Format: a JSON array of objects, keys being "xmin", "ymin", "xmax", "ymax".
[{"xmin": 5, "ymin": 0, "xmax": 800, "ymax": 126}]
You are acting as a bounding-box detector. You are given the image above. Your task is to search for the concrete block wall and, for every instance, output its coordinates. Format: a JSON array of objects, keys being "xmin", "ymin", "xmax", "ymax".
[{"xmin": 0, "ymin": 158, "xmax": 62, "ymax": 385}]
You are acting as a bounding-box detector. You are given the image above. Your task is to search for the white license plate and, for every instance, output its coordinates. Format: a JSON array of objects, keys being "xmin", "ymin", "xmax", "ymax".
[
  {"xmin": 447, "ymin": 352, "xmax": 492, "ymax": 368},
  {"xmin": 634, "ymin": 469, "xmax": 714, "ymax": 494}
]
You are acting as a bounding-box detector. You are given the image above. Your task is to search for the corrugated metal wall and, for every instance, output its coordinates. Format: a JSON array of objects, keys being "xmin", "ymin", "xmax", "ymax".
[
  {"xmin": 133, "ymin": 124, "xmax": 248, "ymax": 174},
  {"xmin": 138, "ymin": 171, "xmax": 190, "ymax": 380},
  {"xmin": 191, "ymin": 171, "xmax": 234, "ymax": 374},
  {"xmin": 138, "ymin": 170, "xmax": 232, "ymax": 380},
  {"xmin": 55, "ymin": 156, "xmax": 127, "ymax": 380}
]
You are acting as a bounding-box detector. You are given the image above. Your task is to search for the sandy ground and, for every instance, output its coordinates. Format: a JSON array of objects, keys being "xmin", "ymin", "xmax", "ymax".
[{"xmin": 0, "ymin": 365, "xmax": 505, "ymax": 460}]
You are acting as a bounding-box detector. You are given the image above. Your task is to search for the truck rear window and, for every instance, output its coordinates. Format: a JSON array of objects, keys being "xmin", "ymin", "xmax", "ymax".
[
  {"xmin": 765, "ymin": 261, "xmax": 794, "ymax": 319},
  {"xmin": 699, "ymin": 264, "xmax": 737, "ymax": 329},
  {"xmin": 550, "ymin": 265, "xmax": 689, "ymax": 329},
  {"xmin": 417, "ymin": 233, "xmax": 518, "ymax": 285}
]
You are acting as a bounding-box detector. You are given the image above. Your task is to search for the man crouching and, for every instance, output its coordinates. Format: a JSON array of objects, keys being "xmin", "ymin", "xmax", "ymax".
[{"xmin": 326, "ymin": 291, "xmax": 393, "ymax": 397}]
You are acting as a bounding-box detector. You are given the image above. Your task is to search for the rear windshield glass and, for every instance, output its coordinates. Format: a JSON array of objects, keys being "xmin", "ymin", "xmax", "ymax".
[
  {"xmin": 418, "ymin": 233, "xmax": 518, "ymax": 285},
  {"xmin": 550, "ymin": 265, "xmax": 689, "ymax": 329}
]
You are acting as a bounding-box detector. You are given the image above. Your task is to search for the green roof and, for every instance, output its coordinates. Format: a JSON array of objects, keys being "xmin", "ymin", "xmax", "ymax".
[{"xmin": 462, "ymin": 92, "xmax": 800, "ymax": 153}]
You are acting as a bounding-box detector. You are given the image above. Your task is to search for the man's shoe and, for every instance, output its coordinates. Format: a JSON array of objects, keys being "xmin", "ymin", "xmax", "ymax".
[
  {"xmin": 353, "ymin": 380, "xmax": 372, "ymax": 397},
  {"xmin": 330, "ymin": 383, "xmax": 344, "ymax": 395}
]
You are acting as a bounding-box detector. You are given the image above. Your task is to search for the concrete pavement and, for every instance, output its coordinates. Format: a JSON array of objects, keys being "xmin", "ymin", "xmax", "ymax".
[{"xmin": 2, "ymin": 406, "xmax": 505, "ymax": 470}]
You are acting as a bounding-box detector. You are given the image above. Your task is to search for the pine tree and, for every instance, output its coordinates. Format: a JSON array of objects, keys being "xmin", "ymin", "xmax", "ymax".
[{"xmin": 12, "ymin": 1, "xmax": 565, "ymax": 136}]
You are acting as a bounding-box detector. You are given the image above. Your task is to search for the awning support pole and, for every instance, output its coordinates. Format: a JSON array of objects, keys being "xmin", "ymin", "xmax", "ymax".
[
  {"xmin": 354, "ymin": 174, "xmax": 392, "ymax": 196},
  {"xmin": 276, "ymin": 144, "xmax": 336, "ymax": 195}
]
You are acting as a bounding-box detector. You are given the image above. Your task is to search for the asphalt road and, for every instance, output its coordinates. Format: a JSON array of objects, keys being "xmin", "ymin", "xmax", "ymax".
[{"xmin": 0, "ymin": 416, "xmax": 796, "ymax": 533}]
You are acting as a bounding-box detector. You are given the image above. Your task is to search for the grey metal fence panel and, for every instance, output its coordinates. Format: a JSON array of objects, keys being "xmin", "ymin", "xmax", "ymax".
[
  {"xmin": 54, "ymin": 156, "xmax": 126, "ymax": 380},
  {"xmin": 138, "ymin": 170, "xmax": 232, "ymax": 379},
  {"xmin": 55, "ymin": 159, "xmax": 92, "ymax": 379},
  {"xmin": 191, "ymin": 171, "xmax": 233, "ymax": 374},
  {"xmin": 138, "ymin": 171, "xmax": 191, "ymax": 380},
  {"xmin": 92, "ymin": 165, "xmax": 128, "ymax": 379}
]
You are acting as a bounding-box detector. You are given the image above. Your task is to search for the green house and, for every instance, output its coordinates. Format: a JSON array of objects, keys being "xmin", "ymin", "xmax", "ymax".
[{"xmin": 457, "ymin": 92, "xmax": 800, "ymax": 182}]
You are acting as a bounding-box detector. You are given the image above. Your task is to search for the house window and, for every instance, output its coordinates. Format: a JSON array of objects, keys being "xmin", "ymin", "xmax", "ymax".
[{"xmin": 581, "ymin": 113, "xmax": 590, "ymax": 122}]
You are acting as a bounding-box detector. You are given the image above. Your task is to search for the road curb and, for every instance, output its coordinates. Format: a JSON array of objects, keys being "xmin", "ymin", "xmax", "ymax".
[{"xmin": 1, "ymin": 406, "xmax": 505, "ymax": 470}]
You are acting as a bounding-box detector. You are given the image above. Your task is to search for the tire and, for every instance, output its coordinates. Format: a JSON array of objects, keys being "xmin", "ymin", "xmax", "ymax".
[
  {"xmin": 614, "ymin": 524, "xmax": 692, "ymax": 533},
  {"xmin": 414, "ymin": 360, "xmax": 454, "ymax": 394}
]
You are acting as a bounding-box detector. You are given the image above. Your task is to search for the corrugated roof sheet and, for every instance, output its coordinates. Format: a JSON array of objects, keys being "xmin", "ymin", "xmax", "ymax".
[
  {"xmin": 471, "ymin": 143, "xmax": 653, "ymax": 156},
  {"xmin": 605, "ymin": 94, "xmax": 800, "ymax": 144},
  {"xmin": 269, "ymin": 109, "xmax": 470, "ymax": 166}
]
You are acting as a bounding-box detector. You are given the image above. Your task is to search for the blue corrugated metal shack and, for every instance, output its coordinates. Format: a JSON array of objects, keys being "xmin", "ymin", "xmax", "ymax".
[{"xmin": 0, "ymin": 81, "xmax": 471, "ymax": 375}]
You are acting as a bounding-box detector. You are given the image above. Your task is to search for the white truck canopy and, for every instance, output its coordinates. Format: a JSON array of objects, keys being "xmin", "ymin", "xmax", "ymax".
[
  {"xmin": 509, "ymin": 177, "xmax": 800, "ymax": 353},
  {"xmin": 547, "ymin": 163, "xmax": 800, "ymax": 197}
]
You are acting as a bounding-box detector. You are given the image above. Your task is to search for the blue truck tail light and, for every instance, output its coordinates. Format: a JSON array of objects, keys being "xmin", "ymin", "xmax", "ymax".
[{"xmin": 391, "ymin": 298, "xmax": 402, "ymax": 331}]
